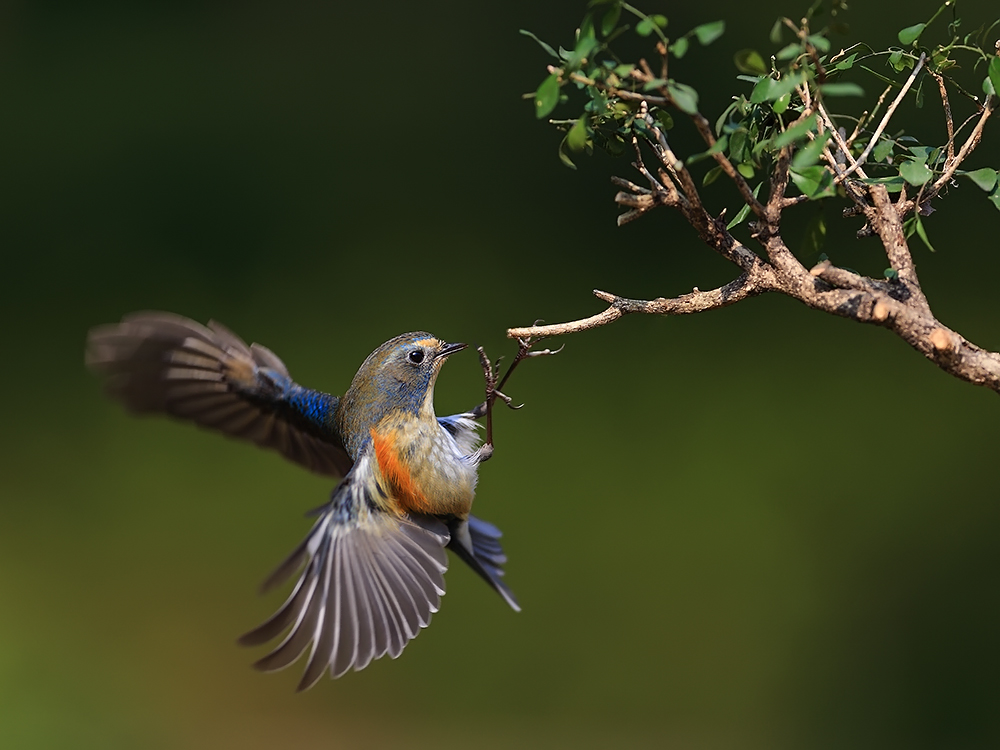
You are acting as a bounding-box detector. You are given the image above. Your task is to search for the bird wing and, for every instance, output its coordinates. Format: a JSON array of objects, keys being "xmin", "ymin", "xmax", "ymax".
[
  {"xmin": 86, "ymin": 311, "xmax": 352, "ymax": 478},
  {"xmin": 239, "ymin": 451, "xmax": 451, "ymax": 689},
  {"xmin": 448, "ymin": 515, "xmax": 520, "ymax": 612}
]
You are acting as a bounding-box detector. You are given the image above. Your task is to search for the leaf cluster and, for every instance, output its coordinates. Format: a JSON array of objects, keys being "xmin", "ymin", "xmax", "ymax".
[{"xmin": 523, "ymin": 0, "xmax": 1000, "ymax": 238}]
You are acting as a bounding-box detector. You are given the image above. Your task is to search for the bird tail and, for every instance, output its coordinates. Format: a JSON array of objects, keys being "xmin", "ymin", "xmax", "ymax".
[{"xmin": 448, "ymin": 515, "xmax": 520, "ymax": 612}]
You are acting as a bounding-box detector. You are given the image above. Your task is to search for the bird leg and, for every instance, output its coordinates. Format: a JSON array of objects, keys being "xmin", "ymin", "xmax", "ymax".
[{"xmin": 473, "ymin": 336, "xmax": 563, "ymax": 462}]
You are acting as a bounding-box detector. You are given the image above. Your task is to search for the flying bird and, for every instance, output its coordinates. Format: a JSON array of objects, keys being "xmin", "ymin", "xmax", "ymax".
[{"xmin": 86, "ymin": 312, "xmax": 519, "ymax": 690}]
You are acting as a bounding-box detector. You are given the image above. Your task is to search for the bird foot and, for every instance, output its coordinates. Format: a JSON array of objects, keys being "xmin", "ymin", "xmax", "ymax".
[{"xmin": 475, "ymin": 335, "xmax": 562, "ymax": 456}]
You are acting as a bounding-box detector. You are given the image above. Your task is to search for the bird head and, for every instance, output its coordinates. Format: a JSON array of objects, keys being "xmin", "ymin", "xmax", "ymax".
[{"xmin": 336, "ymin": 332, "xmax": 467, "ymax": 457}]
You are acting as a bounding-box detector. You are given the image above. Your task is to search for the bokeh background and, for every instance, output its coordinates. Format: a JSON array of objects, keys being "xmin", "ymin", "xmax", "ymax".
[{"xmin": 3, "ymin": 0, "xmax": 999, "ymax": 747}]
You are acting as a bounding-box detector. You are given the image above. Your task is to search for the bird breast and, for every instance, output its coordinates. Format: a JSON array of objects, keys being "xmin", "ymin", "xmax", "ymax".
[{"xmin": 369, "ymin": 417, "xmax": 479, "ymax": 517}]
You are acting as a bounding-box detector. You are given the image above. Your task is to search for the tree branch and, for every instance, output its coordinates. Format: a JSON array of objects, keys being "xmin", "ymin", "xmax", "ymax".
[
  {"xmin": 517, "ymin": 10, "xmax": 1000, "ymax": 394},
  {"xmin": 506, "ymin": 272, "xmax": 773, "ymax": 339},
  {"xmin": 836, "ymin": 52, "xmax": 926, "ymax": 182}
]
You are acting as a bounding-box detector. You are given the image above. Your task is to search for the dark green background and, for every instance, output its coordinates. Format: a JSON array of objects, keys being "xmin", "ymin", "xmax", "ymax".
[{"xmin": 3, "ymin": 1, "xmax": 999, "ymax": 747}]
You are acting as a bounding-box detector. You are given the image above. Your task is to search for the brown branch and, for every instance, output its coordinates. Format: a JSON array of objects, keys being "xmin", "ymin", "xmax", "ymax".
[
  {"xmin": 926, "ymin": 99, "xmax": 995, "ymax": 198},
  {"xmin": 932, "ymin": 71, "xmax": 955, "ymax": 163},
  {"xmin": 506, "ymin": 272, "xmax": 774, "ymax": 339},
  {"xmin": 810, "ymin": 259, "xmax": 888, "ymax": 295},
  {"xmin": 514, "ymin": 40, "xmax": 1000, "ymax": 395},
  {"xmin": 612, "ymin": 124, "xmax": 761, "ymax": 274},
  {"xmin": 690, "ymin": 113, "xmax": 766, "ymax": 219},
  {"xmin": 836, "ymin": 52, "xmax": 926, "ymax": 181},
  {"xmin": 865, "ymin": 184, "xmax": 931, "ymax": 312}
]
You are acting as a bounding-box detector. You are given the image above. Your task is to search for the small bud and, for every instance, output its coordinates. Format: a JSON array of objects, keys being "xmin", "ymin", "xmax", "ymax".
[
  {"xmin": 810, "ymin": 259, "xmax": 831, "ymax": 277},
  {"xmin": 872, "ymin": 301, "xmax": 890, "ymax": 322},
  {"xmin": 929, "ymin": 328, "xmax": 954, "ymax": 353}
]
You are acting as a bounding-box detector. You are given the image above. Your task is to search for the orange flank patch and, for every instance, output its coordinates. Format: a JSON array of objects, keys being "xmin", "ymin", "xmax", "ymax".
[{"xmin": 370, "ymin": 428, "xmax": 433, "ymax": 514}]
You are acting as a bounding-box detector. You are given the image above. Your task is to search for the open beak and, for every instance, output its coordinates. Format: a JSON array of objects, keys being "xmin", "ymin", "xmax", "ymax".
[{"xmin": 435, "ymin": 341, "xmax": 467, "ymax": 359}]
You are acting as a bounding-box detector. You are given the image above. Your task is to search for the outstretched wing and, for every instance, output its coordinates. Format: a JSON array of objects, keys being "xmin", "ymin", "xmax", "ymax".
[
  {"xmin": 86, "ymin": 311, "xmax": 352, "ymax": 478},
  {"xmin": 239, "ymin": 452, "xmax": 451, "ymax": 690},
  {"xmin": 448, "ymin": 515, "xmax": 520, "ymax": 612}
]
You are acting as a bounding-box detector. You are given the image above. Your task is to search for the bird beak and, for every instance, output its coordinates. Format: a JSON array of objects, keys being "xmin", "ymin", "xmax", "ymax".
[{"xmin": 435, "ymin": 341, "xmax": 467, "ymax": 359}]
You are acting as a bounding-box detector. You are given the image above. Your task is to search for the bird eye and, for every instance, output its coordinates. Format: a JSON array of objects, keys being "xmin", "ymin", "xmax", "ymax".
[{"xmin": 407, "ymin": 349, "xmax": 425, "ymax": 364}]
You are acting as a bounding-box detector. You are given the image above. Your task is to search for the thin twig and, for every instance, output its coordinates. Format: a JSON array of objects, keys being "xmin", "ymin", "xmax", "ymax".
[
  {"xmin": 927, "ymin": 100, "xmax": 995, "ymax": 196},
  {"xmin": 931, "ymin": 71, "xmax": 955, "ymax": 163},
  {"xmin": 689, "ymin": 113, "xmax": 766, "ymax": 219},
  {"xmin": 837, "ymin": 52, "xmax": 926, "ymax": 181},
  {"xmin": 507, "ymin": 273, "xmax": 772, "ymax": 339}
]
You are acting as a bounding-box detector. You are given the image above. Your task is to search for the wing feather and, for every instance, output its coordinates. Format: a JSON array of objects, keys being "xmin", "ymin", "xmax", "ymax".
[
  {"xmin": 239, "ymin": 453, "xmax": 450, "ymax": 687},
  {"xmin": 86, "ymin": 311, "xmax": 352, "ymax": 477}
]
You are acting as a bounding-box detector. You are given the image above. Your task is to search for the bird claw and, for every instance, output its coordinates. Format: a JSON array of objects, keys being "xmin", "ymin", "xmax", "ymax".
[
  {"xmin": 524, "ymin": 343, "xmax": 565, "ymax": 358},
  {"xmin": 474, "ymin": 336, "xmax": 561, "ymax": 455},
  {"xmin": 493, "ymin": 389, "xmax": 524, "ymax": 410}
]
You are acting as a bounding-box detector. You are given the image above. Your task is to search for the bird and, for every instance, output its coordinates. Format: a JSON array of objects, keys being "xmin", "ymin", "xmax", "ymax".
[{"xmin": 86, "ymin": 312, "xmax": 519, "ymax": 690}]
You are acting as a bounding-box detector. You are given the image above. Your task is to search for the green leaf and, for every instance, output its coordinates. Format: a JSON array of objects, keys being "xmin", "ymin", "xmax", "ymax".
[
  {"xmin": 566, "ymin": 117, "xmax": 588, "ymax": 151},
  {"xmin": 535, "ymin": 74, "xmax": 560, "ymax": 119},
  {"xmin": 600, "ymin": 3, "xmax": 622, "ymax": 36},
  {"xmin": 773, "ymin": 113, "xmax": 818, "ymax": 148},
  {"xmin": 519, "ymin": 29, "xmax": 559, "ymax": 59},
  {"xmin": 694, "ymin": 20, "xmax": 725, "ymax": 45},
  {"xmin": 729, "ymin": 129, "xmax": 746, "ymax": 162},
  {"xmin": 643, "ymin": 78, "xmax": 667, "ymax": 91},
  {"xmin": 888, "ymin": 49, "xmax": 906, "ymax": 72},
  {"xmin": 703, "ymin": 165, "xmax": 724, "ymax": 186},
  {"xmin": 884, "ymin": 268, "xmax": 899, "ymax": 280},
  {"xmin": 897, "ymin": 22, "xmax": 925, "ymax": 45},
  {"xmin": 737, "ymin": 162, "xmax": 755, "ymax": 178},
  {"xmin": 862, "ymin": 175, "xmax": 907, "ymax": 192},
  {"xmin": 750, "ymin": 72, "xmax": 805, "ymax": 103},
  {"xmin": 566, "ymin": 35, "xmax": 598, "ymax": 71},
  {"xmin": 772, "ymin": 92, "xmax": 792, "ymax": 114},
  {"xmin": 911, "ymin": 213, "xmax": 936, "ymax": 252},
  {"xmin": 899, "ymin": 158, "xmax": 933, "ymax": 186},
  {"xmin": 667, "ymin": 81, "xmax": 699, "ymax": 114},
  {"xmin": 671, "ymin": 37, "xmax": 689, "ymax": 58},
  {"xmin": 792, "ymin": 131, "xmax": 832, "ymax": 169},
  {"xmin": 769, "ymin": 19, "xmax": 784, "ymax": 45},
  {"xmin": 990, "ymin": 57, "xmax": 1000, "ymax": 100},
  {"xmin": 931, "ymin": 50, "xmax": 956, "ymax": 72},
  {"xmin": 726, "ymin": 183, "xmax": 762, "ymax": 230},
  {"xmin": 806, "ymin": 34, "xmax": 830, "ymax": 53},
  {"xmin": 597, "ymin": 132, "xmax": 627, "ymax": 157},
  {"xmin": 636, "ymin": 14, "xmax": 667, "ymax": 37},
  {"xmin": 989, "ymin": 187, "xmax": 1000, "ymax": 212},
  {"xmin": 734, "ymin": 49, "xmax": 767, "ymax": 75},
  {"xmin": 653, "ymin": 109, "xmax": 674, "ymax": 131},
  {"xmin": 789, "ymin": 165, "xmax": 836, "ymax": 198},
  {"xmin": 961, "ymin": 168, "xmax": 999, "ymax": 192},
  {"xmin": 749, "ymin": 78, "xmax": 771, "ymax": 103},
  {"xmin": 776, "ymin": 43, "xmax": 804, "ymax": 61},
  {"xmin": 906, "ymin": 145, "xmax": 935, "ymax": 164},
  {"xmin": 819, "ymin": 82, "xmax": 865, "ymax": 97},
  {"xmin": 558, "ymin": 135, "xmax": 577, "ymax": 169},
  {"xmin": 833, "ymin": 53, "xmax": 858, "ymax": 70},
  {"xmin": 801, "ymin": 212, "xmax": 827, "ymax": 256},
  {"xmin": 872, "ymin": 138, "xmax": 894, "ymax": 163}
]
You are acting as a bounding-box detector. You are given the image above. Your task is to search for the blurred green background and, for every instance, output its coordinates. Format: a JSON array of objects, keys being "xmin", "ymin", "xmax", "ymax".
[{"xmin": 2, "ymin": 0, "xmax": 999, "ymax": 747}]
